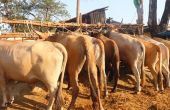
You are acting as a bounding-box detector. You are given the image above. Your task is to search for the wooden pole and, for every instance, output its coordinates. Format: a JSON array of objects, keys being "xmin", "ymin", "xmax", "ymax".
[
  {"xmin": 76, "ymin": 0, "xmax": 80, "ymax": 24},
  {"xmin": 1, "ymin": 19, "xmax": 106, "ymax": 28}
]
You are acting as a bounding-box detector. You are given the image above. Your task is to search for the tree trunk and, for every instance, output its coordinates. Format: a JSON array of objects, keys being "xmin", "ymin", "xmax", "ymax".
[
  {"xmin": 148, "ymin": 0, "xmax": 158, "ymax": 36},
  {"xmin": 134, "ymin": 0, "xmax": 144, "ymax": 35},
  {"xmin": 159, "ymin": 0, "xmax": 170, "ymax": 31}
]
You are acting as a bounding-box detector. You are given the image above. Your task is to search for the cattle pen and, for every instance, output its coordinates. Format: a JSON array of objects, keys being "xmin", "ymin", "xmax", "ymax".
[
  {"xmin": 0, "ymin": 18, "xmax": 143, "ymax": 38},
  {"xmin": 1, "ymin": 17, "xmax": 170, "ymax": 110}
]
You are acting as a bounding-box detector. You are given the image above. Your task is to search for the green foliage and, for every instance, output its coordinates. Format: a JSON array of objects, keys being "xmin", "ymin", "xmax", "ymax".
[
  {"xmin": 0, "ymin": 0, "xmax": 70, "ymax": 21},
  {"xmin": 34, "ymin": 0, "xmax": 70, "ymax": 21},
  {"xmin": 0, "ymin": 0, "xmax": 70, "ymax": 32}
]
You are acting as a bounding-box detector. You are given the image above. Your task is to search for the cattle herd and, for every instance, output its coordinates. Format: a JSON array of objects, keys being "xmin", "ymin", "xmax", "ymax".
[{"xmin": 0, "ymin": 27, "xmax": 170, "ymax": 110}]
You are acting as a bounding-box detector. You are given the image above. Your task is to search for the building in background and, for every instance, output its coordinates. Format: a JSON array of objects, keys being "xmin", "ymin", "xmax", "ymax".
[{"xmin": 66, "ymin": 7, "xmax": 108, "ymax": 24}]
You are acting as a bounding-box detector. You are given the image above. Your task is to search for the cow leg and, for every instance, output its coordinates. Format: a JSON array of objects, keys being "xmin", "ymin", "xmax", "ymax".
[
  {"xmin": 162, "ymin": 65, "xmax": 170, "ymax": 88},
  {"xmin": 89, "ymin": 70, "xmax": 104, "ymax": 110},
  {"xmin": 68, "ymin": 72, "xmax": 79, "ymax": 110},
  {"xmin": 148, "ymin": 66, "xmax": 159, "ymax": 91},
  {"xmin": 138, "ymin": 60, "xmax": 145, "ymax": 87},
  {"xmin": 97, "ymin": 64, "xmax": 108, "ymax": 98},
  {"xmin": 6, "ymin": 82, "xmax": 14, "ymax": 105},
  {"xmin": 65, "ymin": 71, "xmax": 71, "ymax": 90},
  {"xmin": 106, "ymin": 63, "xmax": 112, "ymax": 82},
  {"xmin": 131, "ymin": 62, "xmax": 141, "ymax": 93},
  {"xmin": 0, "ymin": 73, "xmax": 8, "ymax": 107},
  {"xmin": 46, "ymin": 84, "xmax": 57, "ymax": 110},
  {"xmin": 68, "ymin": 56, "xmax": 86, "ymax": 109},
  {"xmin": 111, "ymin": 61, "xmax": 119, "ymax": 93},
  {"xmin": 103, "ymin": 69, "xmax": 108, "ymax": 97},
  {"xmin": 158, "ymin": 71, "xmax": 164, "ymax": 91}
]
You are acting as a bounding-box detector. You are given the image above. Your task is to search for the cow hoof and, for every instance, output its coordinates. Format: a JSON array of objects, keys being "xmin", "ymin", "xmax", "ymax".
[
  {"xmin": 136, "ymin": 88, "xmax": 141, "ymax": 93},
  {"xmin": 160, "ymin": 89, "xmax": 164, "ymax": 92},
  {"xmin": 7, "ymin": 99, "xmax": 14, "ymax": 105},
  {"xmin": 155, "ymin": 88, "xmax": 159, "ymax": 91},
  {"xmin": 1, "ymin": 103, "xmax": 8, "ymax": 108},
  {"xmin": 104, "ymin": 91, "xmax": 109, "ymax": 98},
  {"xmin": 159, "ymin": 90, "xmax": 165, "ymax": 94},
  {"xmin": 136, "ymin": 91, "xmax": 140, "ymax": 94},
  {"xmin": 59, "ymin": 107, "xmax": 64, "ymax": 110},
  {"xmin": 160, "ymin": 87, "xmax": 164, "ymax": 91},
  {"xmin": 100, "ymin": 90, "xmax": 108, "ymax": 99},
  {"xmin": 8, "ymin": 96, "xmax": 14, "ymax": 105},
  {"xmin": 111, "ymin": 88, "xmax": 117, "ymax": 93},
  {"xmin": 68, "ymin": 106, "xmax": 75, "ymax": 110}
]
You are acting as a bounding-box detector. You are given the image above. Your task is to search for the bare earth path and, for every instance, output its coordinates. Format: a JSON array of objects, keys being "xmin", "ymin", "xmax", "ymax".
[{"xmin": 2, "ymin": 69, "xmax": 170, "ymax": 110}]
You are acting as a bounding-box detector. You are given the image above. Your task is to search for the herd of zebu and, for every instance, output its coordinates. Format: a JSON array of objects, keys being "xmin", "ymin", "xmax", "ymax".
[{"xmin": 0, "ymin": 26, "xmax": 170, "ymax": 110}]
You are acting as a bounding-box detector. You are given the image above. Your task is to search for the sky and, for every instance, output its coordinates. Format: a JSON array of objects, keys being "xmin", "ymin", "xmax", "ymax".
[{"xmin": 61, "ymin": 0, "xmax": 166, "ymax": 25}]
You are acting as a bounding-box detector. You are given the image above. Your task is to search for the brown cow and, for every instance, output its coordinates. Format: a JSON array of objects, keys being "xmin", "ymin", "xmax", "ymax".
[
  {"xmin": 71, "ymin": 32, "xmax": 107, "ymax": 96},
  {"xmin": 92, "ymin": 33, "xmax": 120, "ymax": 92},
  {"xmin": 154, "ymin": 37, "xmax": 170, "ymax": 62},
  {"xmin": 88, "ymin": 37, "xmax": 108, "ymax": 96},
  {"xmin": 104, "ymin": 29, "xmax": 145, "ymax": 93},
  {"xmin": 34, "ymin": 30, "xmax": 107, "ymax": 97},
  {"xmin": 141, "ymin": 36, "xmax": 170, "ymax": 88},
  {"xmin": 0, "ymin": 41, "xmax": 67, "ymax": 110},
  {"xmin": 41, "ymin": 32, "xmax": 104, "ymax": 110},
  {"xmin": 137, "ymin": 38, "xmax": 163, "ymax": 91}
]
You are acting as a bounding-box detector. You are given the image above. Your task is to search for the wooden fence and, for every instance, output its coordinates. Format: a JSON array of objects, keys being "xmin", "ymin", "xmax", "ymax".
[{"xmin": 0, "ymin": 19, "xmax": 144, "ymax": 39}]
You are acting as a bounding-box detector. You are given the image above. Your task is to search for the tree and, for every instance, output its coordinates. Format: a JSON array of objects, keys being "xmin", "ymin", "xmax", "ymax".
[
  {"xmin": 0, "ymin": 0, "xmax": 69, "ymax": 21},
  {"xmin": 0, "ymin": 0, "xmax": 70, "ymax": 32},
  {"xmin": 148, "ymin": 0, "xmax": 158, "ymax": 35},
  {"xmin": 33, "ymin": 0, "xmax": 70, "ymax": 21},
  {"xmin": 0, "ymin": 0, "xmax": 34, "ymax": 20},
  {"xmin": 159, "ymin": 0, "xmax": 170, "ymax": 31}
]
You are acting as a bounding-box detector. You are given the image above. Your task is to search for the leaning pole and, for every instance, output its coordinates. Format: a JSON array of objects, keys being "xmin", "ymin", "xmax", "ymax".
[{"xmin": 76, "ymin": 0, "xmax": 80, "ymax": 24}]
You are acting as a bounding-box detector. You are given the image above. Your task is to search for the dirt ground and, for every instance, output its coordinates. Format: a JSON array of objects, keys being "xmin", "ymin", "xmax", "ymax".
[{"xmin": 2, "ymin": 67, "xmax": 170, "ymax": 110}]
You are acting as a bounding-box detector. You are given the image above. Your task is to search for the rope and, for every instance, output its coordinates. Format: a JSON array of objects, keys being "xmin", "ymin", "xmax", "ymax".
[
  {"xmin": 61, "ymin": 23, "xmax": 72, "ymax": 32},
  {"xmin": 26, "ymin": 21, "xmax": 34, "ymax": 38},
  {"xmin": 41, "ymin": 20, "xmax": 43, "ymax": 27},
  {"xmin": 23, "ymin": 21, "xmax": 27, "ymax": 38}
]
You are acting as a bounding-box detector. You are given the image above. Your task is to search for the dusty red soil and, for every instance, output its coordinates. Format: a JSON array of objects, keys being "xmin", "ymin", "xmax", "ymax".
[{"xmin": 1, "ymin": 68, "xmax": 170, "ymax": 110}]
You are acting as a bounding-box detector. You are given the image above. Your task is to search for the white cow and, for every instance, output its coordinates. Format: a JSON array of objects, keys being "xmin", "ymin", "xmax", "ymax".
[
  {"xmin": 105, "ymin": 30, "xmax": 145, "ymax": 93},
  {"xmin": 0, "ymin": 41, "xmax": 67, "ymax": 110}
]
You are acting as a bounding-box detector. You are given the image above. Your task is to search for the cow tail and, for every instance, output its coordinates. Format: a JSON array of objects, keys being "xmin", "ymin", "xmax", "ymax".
[
  {"xmin": 156, "ymin": 46, "xmax": 162, "ymax": 82},
  {"xmin": 53, "ymin": 43, "xmax": 68, "ymax": 109},
  {"xmin": 140, "ymin": 43, "xmax": 146, "ymax": 87},
  {"xmin": 110, "ymin": 40, "xmax": 120, "ymax": 92},
  {"xmin": 95, "ymin": 39, "xmax": 107, "ymax": 96},
  {"xmin": 80, "ymin": 37, "xmax": 98, "ymax": 98}
]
